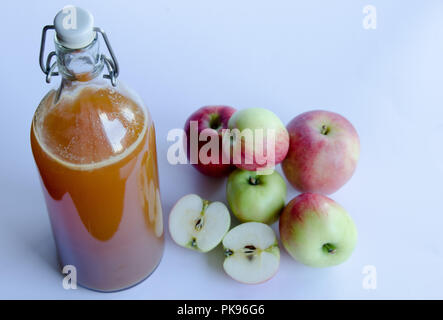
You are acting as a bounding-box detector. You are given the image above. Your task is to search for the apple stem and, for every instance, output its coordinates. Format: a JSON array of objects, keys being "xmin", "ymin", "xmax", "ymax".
[
  {"xmin": 209, "ymin": 113, "xmax": 222, "ymax": 130},
  {"xmin": 224, "ymin": 249, "xmax": 234, "ymax": 257},
  {"xmin": 248, "ymin": 176, "xmax": 259, "ymax": 185},
  {"xmin": 323, "ymin": 243, "xmax": 336, "ymax": 254},
  {"xmin": 320, "ymin": 125, "xmax": 330, "ymax": 135}
]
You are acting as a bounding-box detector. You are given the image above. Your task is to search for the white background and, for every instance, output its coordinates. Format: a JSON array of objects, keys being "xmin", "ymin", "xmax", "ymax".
[{"xmin": 0, "ymin": 0, "xmax": 442, "ymax": 299}]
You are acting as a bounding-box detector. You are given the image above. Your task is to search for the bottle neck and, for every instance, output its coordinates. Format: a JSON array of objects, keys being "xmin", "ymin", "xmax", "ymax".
[{"xmin": 55, "ymin": 35, "xmax": 104, "ymax": 82}]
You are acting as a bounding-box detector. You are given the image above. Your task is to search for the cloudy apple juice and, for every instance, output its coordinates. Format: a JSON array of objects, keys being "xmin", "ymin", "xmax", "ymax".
[{"xmin": 31, "ymin": 85, "xmax": 164, "ymax": 291}]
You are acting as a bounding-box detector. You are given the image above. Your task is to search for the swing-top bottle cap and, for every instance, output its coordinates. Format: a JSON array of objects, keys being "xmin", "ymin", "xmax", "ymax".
[{"xmin": 54, "ymin": 6, "xmax": 96, "ymax": 49}]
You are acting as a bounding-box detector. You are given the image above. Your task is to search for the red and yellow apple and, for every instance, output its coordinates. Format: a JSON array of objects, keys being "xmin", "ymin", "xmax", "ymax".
[
  {"xmin": 184, "ymin": 105, "xmax": 236, "ymax": 177},
  {"xmin": 279, "ymin": 193, "xmax": 357, "ymax": 268},
  {"xmin": 282, "ymin": 110, "xmax": 360, "ymax": 194}
]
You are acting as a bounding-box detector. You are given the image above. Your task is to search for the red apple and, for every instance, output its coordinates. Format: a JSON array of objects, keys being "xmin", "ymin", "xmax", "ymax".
[
  {"xmin": 282, "ymin": 110, "xmax": 360, "ymax": 194},
  {"xmin": 184, "ymin": 105, "xmax": 236, "ymax": 177}
]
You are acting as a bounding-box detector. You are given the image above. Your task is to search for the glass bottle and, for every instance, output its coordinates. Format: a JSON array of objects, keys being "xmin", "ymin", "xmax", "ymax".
[{"xmin": 31, "ymin": 6, "xmax": 164, "ymax": 292}]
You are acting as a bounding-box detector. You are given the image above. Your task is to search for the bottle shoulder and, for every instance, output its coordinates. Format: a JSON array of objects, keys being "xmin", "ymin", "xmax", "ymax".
[{"xmin": 33, "ymin": 79, "xmax": 150, "ymax": 168}]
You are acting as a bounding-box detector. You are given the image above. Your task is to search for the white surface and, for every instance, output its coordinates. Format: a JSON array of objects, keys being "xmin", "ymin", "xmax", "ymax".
[{"xmin": 0, "ymin": 0, "xmax": 442, "ymax": 299}]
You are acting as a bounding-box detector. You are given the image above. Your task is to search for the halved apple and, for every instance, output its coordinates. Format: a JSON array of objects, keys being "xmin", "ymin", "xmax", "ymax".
[
  {"xmin": 222, "ymin": 222, "xmax": 280, "ymax": 284},
  {"xmin": 169, "ymin": 194, "xmax": 231, "ymax": 252}
]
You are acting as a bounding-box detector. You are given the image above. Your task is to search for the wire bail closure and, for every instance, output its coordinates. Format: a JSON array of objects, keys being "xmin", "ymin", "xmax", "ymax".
[{"xmin": 39, "ymin": 25, "xmax": 120, "ymax": 86}]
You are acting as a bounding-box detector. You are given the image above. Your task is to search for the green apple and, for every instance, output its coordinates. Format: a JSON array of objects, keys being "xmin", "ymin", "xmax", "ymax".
[
  {"xmin": 226, "ymin": 169, "xmax": 286, "ymax": 224},
  {"xmin": 226, "ymin": 108, "xmax": 289, "ymax": 171},
  {"xmin": 279, "ymin": 193, "xmax": 357, "ymax": 267}
]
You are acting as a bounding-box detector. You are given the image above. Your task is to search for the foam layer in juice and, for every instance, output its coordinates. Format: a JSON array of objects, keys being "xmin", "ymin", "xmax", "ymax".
[{"xmin": 33, "ymin": 85, "xmax": 148, "ymax": 170}]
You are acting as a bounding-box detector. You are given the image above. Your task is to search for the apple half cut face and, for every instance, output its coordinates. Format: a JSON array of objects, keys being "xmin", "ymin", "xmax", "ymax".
[
  {"xmin": 169, "ymin": 194, "xmax": 231, "ymax": 252},
  {"xmin": 222, "ymin": 222, "xmax": 280, "ymax": 284}
]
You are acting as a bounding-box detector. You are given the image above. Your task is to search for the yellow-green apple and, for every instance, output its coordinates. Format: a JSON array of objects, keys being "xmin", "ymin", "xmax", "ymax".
[
  {"xmin": 226, "ymin": 169, "xmax": 286, "ymax": 224},
  {"xmin": 279, "ymin": 193, "xmax": 357, "ymax": 267},
  {"xmin": 223, "ymin": 222, "xmax": 280, "ymax": 284},
  {"xmin": 184, "ymin": 106, "xmax": 236, "ymax": 177},
  {"xmin": 226, "ymin": 108, "xmax": 289, "ymax": 172},
  {"xmin": 282, "ymin": 110, "xmax": 360, "ymax": 194},
  {"xmin": 169, "ymin": 194, "xmax": 231, "ymax": 252}
]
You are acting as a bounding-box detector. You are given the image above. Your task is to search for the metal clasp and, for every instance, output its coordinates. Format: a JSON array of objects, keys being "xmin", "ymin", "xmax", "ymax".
[
  {"xmin": 39, "ymin": 25, "xmax": 120, "ymax": 86},
  {"xmin": 94, "ymin": 27, "xmax": 120, "ymax": 87},
  {"xmin": 39, "ymin": 25, "xmax": 58, "ymax": 83}
]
